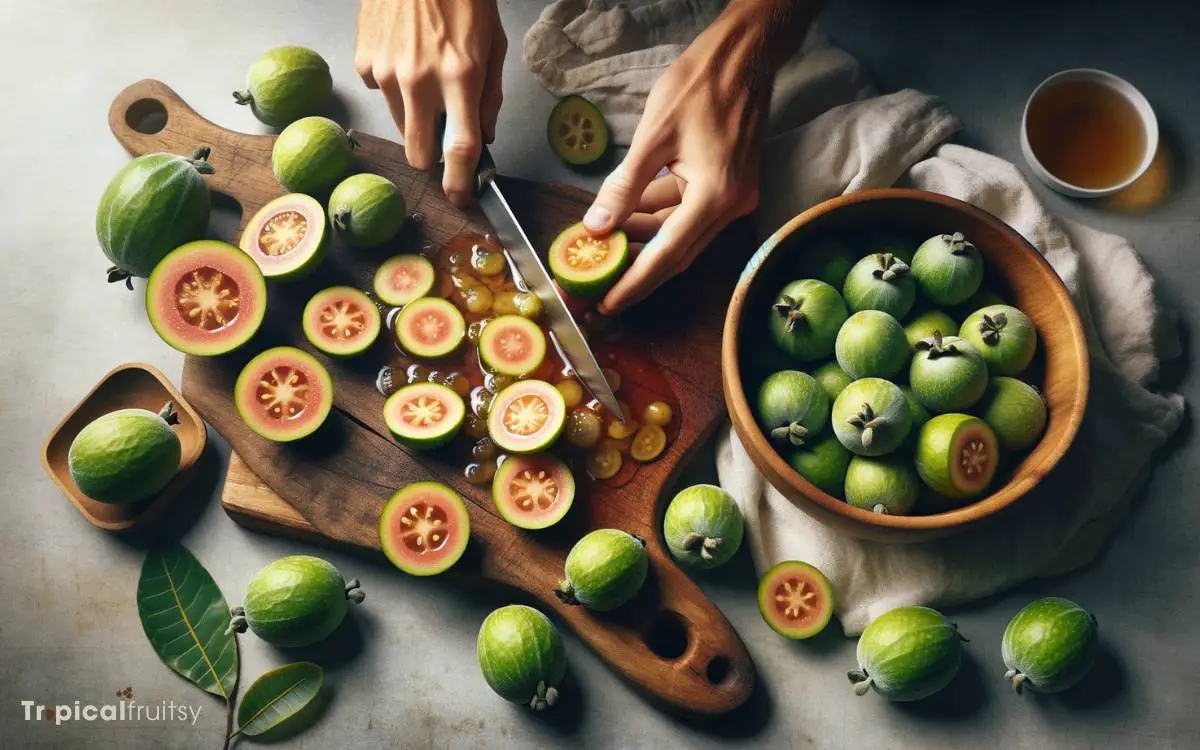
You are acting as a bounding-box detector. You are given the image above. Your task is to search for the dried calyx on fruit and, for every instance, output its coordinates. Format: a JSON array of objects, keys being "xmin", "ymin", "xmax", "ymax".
[
  {"xmin": 773, "ymin": 293, "xmax": 808, "ymax": 333},
  {"xmin": 871, "ymin": 252, "xmax": 910, "ymax": 281},
  {"xmin": 916, "ymin": 330, "xmax": 961, "ymax": 358},
  {"xmin": 943, "ymin": 231, "xmax": 973, "ymax": 255},
  {"xmin": 771, "ymin": 422, "xmax": 810, "ymax": 447},
  {"xmin": 976, "ymin": 311, "xmax": 1009, "ymax": 345},
  {"xmin": 847, "ymin": 403, "xmax": 888, "ymax": 449}
]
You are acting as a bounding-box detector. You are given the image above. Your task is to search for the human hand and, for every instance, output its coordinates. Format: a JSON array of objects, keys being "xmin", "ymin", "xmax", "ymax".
[{"xmin": 355, "ymin": 0, "xmax": 507, "ymax": 207}]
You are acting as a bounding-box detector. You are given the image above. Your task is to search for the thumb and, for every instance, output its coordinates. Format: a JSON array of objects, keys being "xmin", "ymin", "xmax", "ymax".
[{"xmin": 583, "ymin": 136, "xmax": 665, "ymax": 235}]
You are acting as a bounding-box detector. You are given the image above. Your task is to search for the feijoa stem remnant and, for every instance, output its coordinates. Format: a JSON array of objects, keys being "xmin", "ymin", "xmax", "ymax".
[
  {"xmin": 770, "ymin": 421, "xmax": 810, "ymax": 447},
  {"xmin": 187, "ymin": 146, "xmax": 216, "ymax": 175},
  {"xmin": 773, "ymin": 294, "xmax": 807, "ymax": 333},
  {"xmin": 531, "ymin": 680, "xmax": 559, "ymax": 711},
  {"xmin": 848, "ymin": 669, "xmax": 873, "ymax": 696},
  {"xmin": 227, "ymin": 605, "xmax": 248, "ymax": 635},
  {"xmin": 681, "ymin": 532, "xmax": 723, "ymax": 562},
  {"xmin": 232, "ymin": 90, "xmax": 252, "ymax": 106},
  {"xmin": 554, "ymin": 580, "xmax": 579, "ymax": 606},
  {"xmin": 977, "ymin": 312, "xmax": 1009, "ymax": 345},
  {"xmin": 332, "ymin": 208, "xmax": 351, "ymax": 232},
  {"xmin": 106, "ymin": 265, "xmax": 135, "ymax": 290},
  {"xmin": 1004, "ymin": 668, "xmax": 1028, "ymax": 695},
  {"xmin": 847, "ymin": 403, "xmax": 888, "ymax": 449},
  {"xmin": 872, "ymin": 253, "xmax": 910, "ymax": 281},
  {"xmin": 916, "ymin": 330, "xmax": 961, "ymax": 359},
  {"xmin": 944, "ymin": 231, "xmax": 973, "ymax": 256},
  {"xmin": 345, "ymin": 578, "xmax": 366, "ymax": 604}
]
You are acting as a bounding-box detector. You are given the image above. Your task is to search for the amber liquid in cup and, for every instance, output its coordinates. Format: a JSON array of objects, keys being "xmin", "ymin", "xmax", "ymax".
[{"xmin": 1025, "ymin": 79, "xmax": 1147, "ymax": 190}]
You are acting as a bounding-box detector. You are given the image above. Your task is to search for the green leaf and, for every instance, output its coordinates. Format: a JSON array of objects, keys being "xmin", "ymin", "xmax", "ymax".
[
  {"xmin": 136, "ymin": 544, "xmax": 239, "ymax": 699},
  {"xmin": 233, "ymin": 662, "xmax": 324, "ymax": 738}
]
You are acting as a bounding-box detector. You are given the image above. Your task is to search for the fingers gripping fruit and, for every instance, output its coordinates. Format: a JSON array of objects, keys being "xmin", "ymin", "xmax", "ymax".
[
  {"xmin": 959, "ymin": 304, "xmax": 1038, "ymax": 376},
  {"xmin": 768, "ymin": 279, "xmax": 849, "ymax": 361},
  {"xmin": 477, "ymin": 605, "xmax": 568, "ymax": 710},
  {"xmin": 547, "ymin": 223, "xmax": 629, "ymax": 299},
  {"xmin": 977, "ymin": 377, "xmax": 1047, "ymax": 452},
  {"xmin": 909, "ymin": 332, "xmax": 989, "ymax": 412},
  {"xmin": 835, "ymin": 310, "xmax": 909, "ymax": 380},
  {"xmin": 663, "ymin": 484, "xmax": 744, "ymax": 569},
  {"xmin": 831, "ymin": 378, "xmax": 912, "ymax": 457},
  {"xmin": 557, "ymin": 529, "xmax": 648, "ymax": 611},
  {"xmin": 844, "ymin": 455, "xmax": 920, "ymax": 515},
  {"xmin": 756, "ymin": 370, "xmax": 830, "ymax": 450},
  {"xmin": 842, "ymin": 253, "xmax": 916, "ymax": 319},
  {"xmin": 1002, "ymin": 597, "xmax": 1098, "ymax": 695},
  {"xmin": 911, "ymin": 231, "xmax": 984, "ymax": 306},
  {"xmin": 850, "ymin": 606, "xmax": 965, "ymax": 701}
]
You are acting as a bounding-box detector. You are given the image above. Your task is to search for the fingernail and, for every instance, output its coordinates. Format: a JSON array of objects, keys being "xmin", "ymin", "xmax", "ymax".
[{"xmin": 583, "ymin": 205, "xmax": 611, "ymax": 231}]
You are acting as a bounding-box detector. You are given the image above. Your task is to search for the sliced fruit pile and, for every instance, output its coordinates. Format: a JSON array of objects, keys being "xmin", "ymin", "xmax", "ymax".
[{"xmin": 755, "ymin": 231, "xmax": 1047, "ymax": 515}]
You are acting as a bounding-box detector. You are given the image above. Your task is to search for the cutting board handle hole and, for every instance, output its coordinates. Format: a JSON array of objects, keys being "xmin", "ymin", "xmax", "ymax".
[
  {"xmin": 705, "ymin": 655, "xmax": 732, "ymax": 685},
  {"xmin": 126, "ymin": 98, "xmax": 168, "ymax": 134},
  {"xmin": 644, "ymin": 610, "xmax": 689, "ymax": 660}
]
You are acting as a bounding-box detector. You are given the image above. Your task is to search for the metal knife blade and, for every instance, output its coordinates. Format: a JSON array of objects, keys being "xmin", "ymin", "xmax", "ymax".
[{"xmin": 474, "ymin": 151, "xmax": 623, "ymax": 422}]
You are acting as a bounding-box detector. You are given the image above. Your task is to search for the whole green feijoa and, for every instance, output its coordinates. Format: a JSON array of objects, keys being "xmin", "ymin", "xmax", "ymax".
[
  {"xmin": 978, "ymin": 377, "xmax": 1047, "ymax": 452},
  {"xmin": 959, "ymin": 304, "xmax": 1038, "ymax": 375},
  {"xmin": 842, "ymin": 253, "xmax": 916, "ymax": 319},
  {"xmin": 950, "ymin": 287, "xmax": 1007, "ymax": 323},
  {"xmin": 909, "ymin": 332, "xmax": 989, "ymax": 412},
  {"xmin": 768, "ymin": 279, "xmax": 849, "ymax": 361},
  {"xmin": 900, "ymin": 386, "xmax": 932, "ymax": 432},
  {"xmin": 787, "ymin": 434, "xmax": 852, "ymax": 497},
  {"xmin": 794, "ymin": 239, "xmax": 858, "ymax": 288},
  {"xmin": 904, "ymin": 309, "xmax": 958, "ymax": 351},
  {"xmin": 272, "ymin": 116, "xmax": 356, "ymax": 194},
  {"xmin": 911, "ymin": 232, "xmax": 984, "ymax": 306},
  {"xmin": 328, "ymin": 173, "xmax": 407, "ymax": 247},
  {"xmin": 813, "ymin": 361, "xmax": 853, "ymax": 402},
  {"xmin": 234, "ymin": 46, "xmax": 332, "ymax": 127},
  {"xmin": 831, "ymin": 377, "xmax": 912, "ymax": 456},
  {"xmin": 844, "ymin": 455, "xmax": 919, "ymax": 515},
  {"xmin": 477, "ymin": 605, "xmax": 567, "ymax": 709},
  {"xmin": 850, "ymin": 605, "xmax": 965, "ymax": 701},
  {"xmin": 835, "ymin": 310, "xmax": 909, "ymax": 380},
  {"xmin": 237, "ymin": 555, "xmax": 364, "ymax": 647},
  {"xmin": 757, "ymin": 370, "xmax": 830, "ymax": 450},
  {"xmin": 663, "ymin": 484, "xmax": 744, "ymax": 569},
  {"xmin": 68, "ymin": 402, "xmax": 182, "ymax": 503},
  {"xmin": 558, "ymin": 529, "xmax": 648, "ymax": 611},
  {"xmin": 1003, "ymin": 597, "xmax": 1098, "ymax": 695}
]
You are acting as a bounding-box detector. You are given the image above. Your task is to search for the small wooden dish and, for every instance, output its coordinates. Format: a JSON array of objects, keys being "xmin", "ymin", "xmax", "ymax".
[
  {"xmin": 723, "ymin": 189, "xmax": 1089, "ymax": 543},
  {"xmin": 41, "ymin": 363, "xmax": 207, "ymax": 532}
]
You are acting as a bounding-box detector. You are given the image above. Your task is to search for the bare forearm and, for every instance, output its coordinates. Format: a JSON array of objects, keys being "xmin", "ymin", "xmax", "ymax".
[{"xmin": 716, "ymin": 0, "xmax": 827, "ymax": 73}]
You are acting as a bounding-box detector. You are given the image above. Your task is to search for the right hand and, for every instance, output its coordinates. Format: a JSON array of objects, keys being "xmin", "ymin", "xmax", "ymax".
[{"xmin": 355, "ymin": 0, "xmax": 507, "ymax": 207}]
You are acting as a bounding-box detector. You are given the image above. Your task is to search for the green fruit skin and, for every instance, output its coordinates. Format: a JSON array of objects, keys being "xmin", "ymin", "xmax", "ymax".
[
  {"xmin": 911, "ymin": 233, "xmax": 984, "ymax": 306},
  {"xmin": 835, "ymin": 310, "xmax": 910, "ymax": 380},
  {"xmin": 328, "ymin": 173, "xmax": 407, "ymax": 247},
  {"xmin": 904, "ymin": 309, "xmax": 958, "ymax": 351},
  {"xmin": 68, "ymin": 408, "xmax": 181, "ymax": 503},
  {"xmin": 959, "ymin": 304, "xmax": 1038, "ymax": 376},
  {"xmin": 788, "ymin": 434, "xmax": 853, "ymax": 497},
  {"xmin": 477, "ymin": 605, "xmax": 568, "ymax": 704},
  {"xmin": 854, "ymin": 606, "xmax": 963, "ymax": 701},
  {"xmin": 831, "ymin": 377, "xmax": 912, "ymax": 456},
  {"xmin": 663, "ymin": 484, "xmax": 744, "ymax": 569},
  {"xmin": 1002, "ymin": 597, "xmax": 1098, "ymax": 694},
  {"xmin": 842, "ymin": 254, "xmax": 916, "ymax": 319},
  {"xmin": 241, "ymin": 46, "xmax": 332, "ymax": 127},
  {"xmin": 96, "ymin": 152, "xmax": 211, "ymax": 278},
  {"xmin": 978, "ymin": 377, "xmax": 1047, "ymax": 452},
  {"xmin": 870, "ymin": 233, "xmax": 916, "ymax": 265},
  {"xmin": 241, "ymin": 195, "xmax": 329, "ymax": 280},
  {"xmin": 547, "ymin": 224, "xmax": 630, "ymax": 299},
  {"xmin": 769, "ymin": 279, "xmax": 849, "ymax": 361},
  {"xmin": 900, "ymin": 386, "xmax": 932, "ymax": 431},
  {"xmin": 909, "ymin": 336, "xmax": 990, "ymax": 412},
  {"xmin": 244, "ymin": 556, "xmax": 352, "ymax": 647},
  {"xmin": 562, "ymin": 530, "xmax": 648, "ymax": 611},
  {"xmin": 795, "ymin": 240, "xmax": 858, "ymax": 288},
  {"xmin": 844, "ymin": 455, "xmax": 919, "ymax": 515},
  {"xmin": 950, "ymin": 287, "xmax": 1007, "ymax": 323},
  {"xmin": 756, "ymin": 370, "xmax": 830, "ymax": 445},
  {"xmin": 813, "ymin": 361, "xmax": 853, "ymax": 402},
  {"xmin": 272, "ymin": 117, "xmax": 354, "ymax": 194},
  {"xmin": 915, "ymin": 414, "xmax": 997, "ymax": 498}
]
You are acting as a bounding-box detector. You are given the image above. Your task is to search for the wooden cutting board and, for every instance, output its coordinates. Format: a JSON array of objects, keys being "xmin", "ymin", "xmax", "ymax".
[{"xmin": 109, "ymin": 79, "xmax": 760, "ymax": 715}]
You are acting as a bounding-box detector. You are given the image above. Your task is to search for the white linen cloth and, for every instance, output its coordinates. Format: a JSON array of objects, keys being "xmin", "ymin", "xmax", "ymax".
[{"xmin": 524, "ymin": 1, "xmax": 1185, "ymax": 634}]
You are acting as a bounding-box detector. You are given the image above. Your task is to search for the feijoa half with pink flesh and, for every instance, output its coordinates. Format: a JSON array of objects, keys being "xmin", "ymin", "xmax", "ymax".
[
  {"xmin": 492, "ymin": 454, "xmax": 575, "ymax": 530},
  {"xmin": 479, "ymin": 314, "xmax": 547, "ymax": 377},
  {"xmin": 757, "ymin": 560, "xmax": 834, "ymax": 639},
  {"xmin": 379, "ymin": 481, "xmax": 470, "ymax": 576},
  {"xmin": 303, "ymin": 286, "xmax": 381, "ymax": 357},
  {"xmin": 914, "ymin": 413, "xmax": 998, "ymax": 499},
  {"xmin": 384, "ymin": 382, "xmax": 465, "ymax": 448},
  {"xmin": 234, "ymin": 346, "xmax": 333, "ymax": 442},
  {"xmin": 146, "ymin": 240, "xmax": 267, "ymax": 356},
  {"xmin": 395, "ymin": 296, "xmax": 466, "ymax": 358},
  {"xmin": 547, "ymin": 222, "xmax": 629, "ymax": 299},
  {"xmin": 547, "ymin": 95, "xmax": 609, "ymax": 166},
  {"xmin": 374, "ymin": 254, "xmax": 435, "ymax": 306},
  {"xmin": 238, "ymin": 193, "xmax": 328, "ymax": 280},
  {"xmin": 487, "ymin": 380, "xmax": 566, "ymax": 454}
]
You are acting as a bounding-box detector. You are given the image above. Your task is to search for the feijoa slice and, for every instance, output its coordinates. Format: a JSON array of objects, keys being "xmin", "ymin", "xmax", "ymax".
[
  {"xmin": 379, "ymin": 481, "xmax": 470, "ymax": 576},
  {"xmin": 239, "ymin": 193, "xmax": 328, "ymax": 280},
  {"xmin": 487, "ymin": 380, "xmax": 567, "ymax": 454},
  {"xmin": 547, "ymin": 95, "xmax": 609, "ymax": 166},
  {"xmin": 492, "ymin": 454, "xmax": 575, "ymax": 530},
  {"xmin": 915, "ymin": 413, "xmax": 998, "ymax": 499},
  {"xmin": 303, "ymin": 286, "xmax": 381, "ymax": 357},
  {"xmin": 479, "ymin": 314, "xmax": 547, "ymax": 377},
  {"xmin": 374, "ymin": 254, "xmax": 435, "ymax": 306},
  {"xmin": 547, "ymin": 222, "xmax": 629, "ymax": 299},
  {"xmin": 234, "ymin": 347, "xmax": 333, "ymax": 442},
  {"xmin": 395, "ymin": 297, "xmax": 466, "ymax": 358},
  {"xmin": 384, "ymin": 382, "xmax": 465, "ymax": 448},
  {"xmin": 757, "ymin": 560, "xmax": 834, "ymax": 640}
]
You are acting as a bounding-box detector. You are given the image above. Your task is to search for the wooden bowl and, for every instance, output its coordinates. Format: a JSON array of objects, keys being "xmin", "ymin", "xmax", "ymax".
[
  {"xmin": 41, "ymin": 363, "xmax": 207, "ymax": 532},
  {"xmin": 722, "ymin": 189, "xmax": 1089, "ymax": 542}
]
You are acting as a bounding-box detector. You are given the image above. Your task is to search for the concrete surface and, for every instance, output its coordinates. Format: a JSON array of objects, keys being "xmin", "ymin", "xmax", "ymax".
[{"xmin": 2, "ymin": 0, "xmax": 1197, "ymax": 747}]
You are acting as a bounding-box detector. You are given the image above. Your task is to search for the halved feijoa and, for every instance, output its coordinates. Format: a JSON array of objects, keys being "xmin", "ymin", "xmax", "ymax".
[
  {"xmin": 239, "ymin": 193, "xmax": 328, "ymax": 280},
  {"xmin": 394, "ymin": 297, "xmax": 466, "ymax": 358},
  {"xmin": 146, "ymin": 240, "xmax": 266, "ymax": 356},
  {"xmin": 234, "ymin": 346, "xmax": 333, "ymax": 442},
  {"xmin": 547, "ymin": 222, "xmax": 629, "ymax": 299},
  {"xmin": 479, "ymin": 315, "xmax": 546, "ymax": 377},
  {"xmin": 547, "ymin": 95, "xmax": 609, "ymax": 166},
  {"xmin": 303, "ymin": 286, "xmax": 381, "ymax": 357},
  {"xmin": 374, "ymin": 254, "xmax": 435, "ymax": 306},
  {"xmin": 383, "ymin": 382, "xmax": 465, "ymax": 448},
  {"xmin": 757, "ymin": 560, "xmax": 834, "ymax": 640},
  {"xmin": 379, "ymin": 481, "xmax": 470, "ymax": 576},
  {"xmin": 492, "ymin": 454, "xmax": 575, "ymax": 530},
  {"xmin": 487, "ymin": 380, "xmax": 566, "ymax": 454},
  {"xmin": 915, "ymin": 413, "xmax": 998, "ymax": 499}
]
